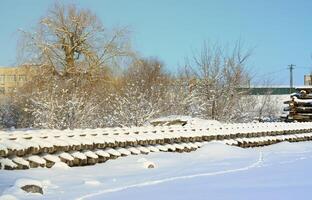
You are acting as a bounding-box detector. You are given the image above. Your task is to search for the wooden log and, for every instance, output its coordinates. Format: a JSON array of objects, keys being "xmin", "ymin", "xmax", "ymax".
[
  {"xmin": 26, "ymin": 155, "xmax": 46, "ymax": 168},
  {"xmin": 11, "ymin": 156, "xmax": 30, "ymax": 170},
  {"xmin": 94, "ymin": 149, "xmax": 110, "ymax": 163},
  {"xmin": 83, "ymin": 150, "xmax": 99, "ymax": 165},
  {"xmin": 70, "ymin": 151, "xmax": 88, "ymax": 166},
  {"xmin": 42, "ymin": 154, "xmax": 61, "ymax": 168},
  {"xmin": 0, "ymin": 158, "xmax": 17, "ymax": 170},
  {"xmin": 57, "ymin": 152, "xmax": 74, "ymax": 167}
]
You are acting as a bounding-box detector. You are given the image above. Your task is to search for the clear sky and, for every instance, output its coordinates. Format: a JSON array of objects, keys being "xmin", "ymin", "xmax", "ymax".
[{"xmin": 1, "ymin": 0, "xmax": 312, "ymax": 85}]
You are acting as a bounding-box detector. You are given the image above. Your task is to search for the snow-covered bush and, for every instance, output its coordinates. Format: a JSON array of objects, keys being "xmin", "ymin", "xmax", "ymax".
[{"xmin": 0, "ymin": 100, "xmax": 21, "ymax": 129}]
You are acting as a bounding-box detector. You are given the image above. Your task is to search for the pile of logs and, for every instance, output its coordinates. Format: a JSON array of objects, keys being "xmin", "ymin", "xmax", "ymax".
[
  {"xmin": 284, "ymin": 87, "xmax": 312, "ymax": 121},
  {"xmin": 1, "ymin": 122, "xmax": 312, "ymax": 170}
]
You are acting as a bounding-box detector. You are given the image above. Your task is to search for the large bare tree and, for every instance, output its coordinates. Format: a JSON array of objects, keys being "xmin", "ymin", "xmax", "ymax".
[
  {"xmin": 16, "ymin": 3, "xmax": 134, "ymax": 129},
  {"xmin": 19, "ymin": 3, "xmax": 132, "ymax": 76}
]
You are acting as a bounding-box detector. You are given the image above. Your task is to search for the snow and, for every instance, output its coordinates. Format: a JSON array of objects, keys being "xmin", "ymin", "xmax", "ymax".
[
  {"xmin": 104, "ymin": 148, "xmax": 121, "ymax": 157},
  {"xmin": 127, "ymin": 147, "xmax": 141, "ymax": 155},
  {"xmin": 41, "ymin": 154, "xmax": 61, "ymax": 163},
  {"xmin": 11, "ymin": 157, "xmax": 29, "ymax": 167},
  {"xmin": 51, "ymin": 162, "xmax": 70, "ymax": 169},
  {"xmin": 115, "ymin": 148, "xmax": 131, "ymax": 156},
  {"xmin": 70, "ymin": 151, "xmax": 87, "ymax": 160},
  {"xmin": 56, "ymin": 152, "xmax": 74, "ymax": 161},
  {"xmin": 0, "ymin": 194, "xmax": 18, "ymax": 200},
  {"xmin": 0, "ymin": 142, "xmax": 312, "ymax": 199},
  {"xmin": 83, "ymin": 150, "xmax": 98, "ymax": 159},
  {"xmin": 0, "ymin": 158, "xmax": 17, "ymax": 169},
  {"xmin": 137, "ymin": 146, "xmax": 150, "ymax": 154},
  {"xmin": 26, "ymin": 155, "xmax": 46, "ymax": 165},
  {"xmin": 150, "ymin": 115, "xmax": 221, "ymax": 127},
  {"xmin": 14, "ymin": 178, "xmax": 42, "ymax": 188},
  {"xmin": 0, "ymin": 145, "xmax": 8, "ymax": 155},
  {"xmin": 93, "ymin": 149, "xmax": 110, "ymax": 158},
  {"xmin": 143, "ymin": 161, "xmax": 156, "ymax": 169},
  {"xmin": 146, "ymin": 146, "xmax": 159, "ymax": 152}
]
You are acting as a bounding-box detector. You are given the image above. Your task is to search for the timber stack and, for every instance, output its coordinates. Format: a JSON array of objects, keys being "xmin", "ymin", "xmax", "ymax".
[
  {"xmin": 1, "ymin": 120, "xmax": 312, "ymax": 170},
  {"xmin": 284, "ymin": 86, "xmax": 312, "ymax": 122}
]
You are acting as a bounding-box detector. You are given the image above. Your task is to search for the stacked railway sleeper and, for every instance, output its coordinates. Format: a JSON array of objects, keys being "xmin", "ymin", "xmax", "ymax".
[
  {"xmin": 1, "ymin": 122, "xmax": 312, "ymax": 170},
  {"xmin": 284, "ymin": 87, "xmax": 312, "ymax": 121}
]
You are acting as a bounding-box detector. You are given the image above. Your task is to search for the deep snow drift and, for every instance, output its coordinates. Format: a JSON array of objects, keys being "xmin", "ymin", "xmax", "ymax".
[{"xmin": 0, "ymin": 141, "xmax": 312, "ymax": 200}]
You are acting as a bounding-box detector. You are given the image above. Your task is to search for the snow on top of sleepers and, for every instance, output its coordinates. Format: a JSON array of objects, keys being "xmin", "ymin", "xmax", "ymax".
[
  {"xmin": 42, "ymin": 153, "xmax": 61, "ymax": 163},
  {"xmin": 94, "ymin": 149, "xmax": 110, "ymax": 158},
  {"xmin": 137, "ymin": 146, "xmax": 150, "ymax": 154},
  {"xmin": 194, "ymin": 142, "xmax": 204, "ymax": 148},
  {"xmin": 59, "ymin": 136, "xmax": 81, "ymax": 146},
  {"xmin": 32, "ymin": 138, "xmax": 54, "ymax": 148},
  {"xmin": 115, "ymin": 148, "xmax": 131, "ymax": 156},
  {"xmin": 219, "ymin": 139, "xmax": 238, "ymax": 145},
  {"xmin": 0, "ymin": 158, "xmax": 17, "ymax": 169},
  {"xmin": 82, "ymin": 150, "xmax": 98, "ymax": 159},
  {"xmin": 15, "ymin": 138, "xmax": 40, "ymax": 149},
  {"xmin": 49, "ymin": 138, "xmax": 69, "ymax": 147},
  {"xmin": 11, "ymin": 156, "xmax": 29, "ymax": 167},
  {"xmin": 70, "ymin": 151, "xmax": 87, "ymax": 160},
  {"xmin": 188, "ymin": 142, "xmax": 198, "ymax": 149},
  {"xmin": 104, "ymin": 148, "xmax": 121, "ymax": 157},
  {"xmin": 180, "ymin": 143, "xmax": 191, "ymax": 149},
  {"xmin": 146, "ymin": 145, "xmax": 160, "ymax": 152},
  {"xmin": 127, "ymin": 147, "xmax": 141, "ymax": 154},
  {"xmin": 0, "ymin": 144, "xmax": 8, "ymax": 154},
  {"xmin": 154, "ymin": 144, "xmax": 168, "ymax": 151},
  {"xmin": 26, "ymin": 155, "xmax": 46, "ymax": 165},
  {"xmin": 56, "ymin": 152, "xmax": 74, "ymax": 161},
  {"xmin": 1, "ymin": 140, "xmax": 26, "ymax": 151},
  {"xmin": 103, "ymin": 136, "xmax": 116, "ymax": 144},
  {"xmin": 164, "ymin": 144, "xmax": 176, "ymax": 151},
  {"xmin": 173, "ymin": 143, "xmax": 184, "ymax": 150},
  {"xmin": 72, "ymin": 136, "xmax": 93, "ymax": 146}
]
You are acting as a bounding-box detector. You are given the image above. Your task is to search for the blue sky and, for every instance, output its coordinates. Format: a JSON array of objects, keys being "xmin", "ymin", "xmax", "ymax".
[{"xmin": 0, "ymin": 0, "xmax": 312, "ymax": 85}]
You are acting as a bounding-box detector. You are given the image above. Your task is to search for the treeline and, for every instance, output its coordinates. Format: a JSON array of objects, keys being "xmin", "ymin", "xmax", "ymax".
[{"xmin": 0, "ymin": 3, "xmax": 271, "ymax": 129}]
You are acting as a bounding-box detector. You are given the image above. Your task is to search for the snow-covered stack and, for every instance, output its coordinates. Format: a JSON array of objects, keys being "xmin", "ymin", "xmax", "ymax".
[
  {"xmin": 1, "ymin": 119, "xmax": 312, "ymax": 170},
  {"xmin": 284, "ymin": 87, "xmax": 312, "ymax": 122}
]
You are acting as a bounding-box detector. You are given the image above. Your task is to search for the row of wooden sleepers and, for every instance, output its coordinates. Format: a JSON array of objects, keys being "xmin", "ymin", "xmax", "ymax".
[
  {"xmin": 1, "ymin": 122, "xmax": 312, "ymax": 158},
  {"xmin": 2, "ymin": 131, "xmax": 312, "ymax": 170},
  {"xmin": 220, "ymin": 132, "xmax": 312, "ymax": 148},
  {"xmin": 0, "ymin": 142, "xmax": 203, "ymax": 170}
]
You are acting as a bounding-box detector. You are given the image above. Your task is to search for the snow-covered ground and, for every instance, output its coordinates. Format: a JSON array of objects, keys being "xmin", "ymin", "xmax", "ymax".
[{"xmin": 1, "ymin": 141, "xmax": 312, "ymax": 200}]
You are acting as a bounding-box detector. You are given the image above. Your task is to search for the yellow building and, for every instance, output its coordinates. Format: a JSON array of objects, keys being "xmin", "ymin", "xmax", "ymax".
[{"xmin": 0, "ymin": 66, "xmax": 34, "ymax": 95}]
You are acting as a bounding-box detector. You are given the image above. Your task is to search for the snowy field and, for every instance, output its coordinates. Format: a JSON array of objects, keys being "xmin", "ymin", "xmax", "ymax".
[{"xmin": 1, "ymin": 141, "xmax": 312, "ymax": 200}]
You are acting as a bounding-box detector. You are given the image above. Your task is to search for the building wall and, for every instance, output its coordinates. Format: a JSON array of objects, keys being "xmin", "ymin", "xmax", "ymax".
[
  {"xmin": 304, "ymin": 75, "xmax": 312, "ymax": 86},
  {"xmin": 0, "ymin": 66, "xmax": 34, "ymax": 96}
]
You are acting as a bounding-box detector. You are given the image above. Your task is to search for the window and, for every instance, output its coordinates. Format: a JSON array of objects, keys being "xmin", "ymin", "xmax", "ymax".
[
  {"xmin": 0, "ymin": 87, "xmax": 4, "ymax": 94},
  {"xmin": 0, "ymin": 75, "xmax": 4, "ymax": 84},
  {"xmin": 6, "ymin": 75, "xmax": 16, "ymax": 82},
  {"xmin": 18, "ymin": 75, "xmax": 27, "ymax": 82}
]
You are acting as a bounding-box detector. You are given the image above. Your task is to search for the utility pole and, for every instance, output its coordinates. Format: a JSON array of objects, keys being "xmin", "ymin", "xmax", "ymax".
[{"xmin": 288, "ymin": 64, "xmax": 295, "ymax": 93}]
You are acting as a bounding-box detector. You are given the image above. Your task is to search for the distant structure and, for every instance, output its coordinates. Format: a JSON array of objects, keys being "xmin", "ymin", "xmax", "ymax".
[
  {"xmin": 304, "ymin": 75, "xmax": 312, "ymax": 86},
  {"xmin": 238, "ymin": 86, "xmax": 294, "ymax": 95},
  {"xmin": 0, "ymin": 66, "xmax": 34, "ymax": 96}
]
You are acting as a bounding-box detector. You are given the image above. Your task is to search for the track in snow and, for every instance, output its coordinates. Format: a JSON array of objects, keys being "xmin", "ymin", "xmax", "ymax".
[{"xmin": 76, "ymin": 152, "xmax": 263, "ymax": 200}]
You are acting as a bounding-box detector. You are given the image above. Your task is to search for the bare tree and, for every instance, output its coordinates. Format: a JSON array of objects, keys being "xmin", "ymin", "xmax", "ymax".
[
  {"xmin": 182, "ymin": 41, "xmax": 251, "ymax": 121},
  {"xmin": 19, "ymin": 3, "xmax": 132, "ymax": 76},
  {"xmin": 16, "ymin": 3, "xmax": 134, "ymax": 129}
]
